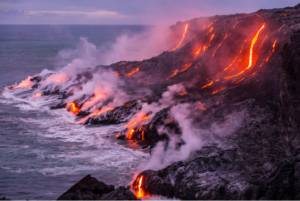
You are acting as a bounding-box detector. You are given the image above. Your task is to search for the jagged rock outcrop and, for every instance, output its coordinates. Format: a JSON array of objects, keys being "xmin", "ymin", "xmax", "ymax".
[{"xmin": 57, "ymin": 175, "xmax": 138, "ymax": 200}]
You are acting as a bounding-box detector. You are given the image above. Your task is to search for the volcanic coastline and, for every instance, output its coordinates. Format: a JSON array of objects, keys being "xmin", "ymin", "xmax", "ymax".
[{"xmin": 5, "ymin": 3, "xmax": 300, "ymax": 200}]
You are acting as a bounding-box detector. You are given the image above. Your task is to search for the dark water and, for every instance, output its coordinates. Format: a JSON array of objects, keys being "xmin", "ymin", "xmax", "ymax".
[{"xmin": 0, "ymin": 25, "xmax": 148, "ymax": 200}]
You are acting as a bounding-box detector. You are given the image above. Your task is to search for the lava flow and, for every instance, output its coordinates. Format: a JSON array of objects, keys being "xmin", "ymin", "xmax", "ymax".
[
  {"xmin": 66, "ymin": 102, "xmax": 79, "ymax": 114},
  {"xmin": 126, "ymin": 68, "xmax": 139, "ymax": 76},
  {"xmin": 224, "ymin": 24, "xmax": 265, "ymax": 79},
  {"xmin": 16, "ymin": 76, "xmax": 32, "ymax": 88},
  {"xmin": 133, "ymin": 175, "xmax": 147, "ymax": 198},
  {"xmin": 172, "ymin": 24, "xmax": 188, "ymax": 51}
]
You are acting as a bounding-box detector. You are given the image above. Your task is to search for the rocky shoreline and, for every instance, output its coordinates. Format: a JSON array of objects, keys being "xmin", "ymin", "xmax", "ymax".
[{"xmin": 57, "ymin": 175, "xmax": 138, "ymax": 200}]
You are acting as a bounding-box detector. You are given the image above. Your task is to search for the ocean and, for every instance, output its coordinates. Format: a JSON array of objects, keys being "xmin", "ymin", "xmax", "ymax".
[{"xmin": 0, "ymin": 25, "xmax": 149, "ymax": 200}]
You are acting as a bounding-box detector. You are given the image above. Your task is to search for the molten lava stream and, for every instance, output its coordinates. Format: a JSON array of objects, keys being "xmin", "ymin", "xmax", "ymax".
[
  {"xmin": 224, "ymin": 24, "xmax": 265, "ymax": 80},
  {"xmin": 201, "ymin": 80, "xmax": 213, "ymax": 89},
  {"xmin": 167, "ymin": 70, "xmax": 178, "ymax": 80},
  {"xmin": 133, "ymin": 175, "xmax": 147, "ymax": 198},
  {"xmin": 181, "ymin": 63, "xmax": 192, "ymax": 72},
  {"xmin": 212, "ymin": 33, "xmax": 228, "ymax": 58},
  {"xmin": 259, "ymin": 31, "xmax": 270, "ymax": 49},
  {"xmin": 126, "ymin": 68, "xmax": 139, "ymax": 76},
  {"xmin": 212, "ymin": 87, "xmax": 227, "ymax": 95},
  {"xmin": 194, "ymin": 47, "xmax": 201, "ymax": 58},
  {"xmin": 172, "ymin": 24, "xmax": 188, "ymax": 51}
]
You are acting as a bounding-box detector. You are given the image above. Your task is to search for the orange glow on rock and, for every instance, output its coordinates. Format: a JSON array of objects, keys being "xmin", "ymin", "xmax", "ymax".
[
  {"xmin": 212, "ymin": 33, "xmax": 228, "ymax": 58},
  {"xmin": 167, "ymin": 70, "xmax": 179, "ymax": 80},
  {"xmin": 194, "ymin": 47, "xmax": 201, "ymax": 58},
  {"xmin": 172, "ymin": 24, "xmax": 188, "ymax": 51},
  {"xmin": 208, "ymin": 34, "xmax": 215, "ymax": 46},
  {"xmin": 207, "ymin": 27, "xmax": 214, "ymax": 35},
  {"xmin": 34, "ymin": 93, "xmax": 42, "ymax": 98},
  {"xmin": 181, "ymin": 63, "xmax": 192, "ymax": 72},
  {"xmin": 197, "ymin": 101, "xmax": 206, "ymax": 111},
  {"xmin": 201, "ymin": 81, "xmax": 213, "ymax": 89},
  {"xmin": 126, "ymin": 120, "xmax": 137, "ymax": 129},
  {"xmin": 179, "ymin": 92, "xmax": 187, "ymax": 96},
  {"xmin": 212, "ymin": 87, "xmax": 227, "ymax": 95},
  {"xmin": 16, "ymin": 77, "xmax": 32, "ymax": 88},
  {"xmin": 259, "ymin": 31, "xmax": 270, "ymax": 49},
  {"xmin": 126, "ymin": 68, "xmax": 139, "ymax": 76},
  {"xmin": 90, "ymin": 107, "xmax": 114, "ymax": 117},
  {"xmin": 128, "ymin": 128, "xmax": 135, "ymax": 140}
]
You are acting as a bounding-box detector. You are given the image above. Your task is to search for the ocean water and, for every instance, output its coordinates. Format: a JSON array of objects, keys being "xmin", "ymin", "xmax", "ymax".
[{"xmin": 0, "ymin": 25, "xmax": 149, "ymax": 200}]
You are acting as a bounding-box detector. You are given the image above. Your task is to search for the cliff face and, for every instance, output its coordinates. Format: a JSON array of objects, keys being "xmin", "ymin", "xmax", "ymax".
[
  {"xmin": 280, "ymin": 30, "xmax": 300, "ymax": 157},
  {"xmin": 6, "ymin": 3, "xmax": 300, "ymax": 200}
]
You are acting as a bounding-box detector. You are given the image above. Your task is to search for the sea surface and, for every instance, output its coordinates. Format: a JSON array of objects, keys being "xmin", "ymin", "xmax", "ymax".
[{"xmin": 0, "ymin": 25, "xmax": 149, "ymax": 200}]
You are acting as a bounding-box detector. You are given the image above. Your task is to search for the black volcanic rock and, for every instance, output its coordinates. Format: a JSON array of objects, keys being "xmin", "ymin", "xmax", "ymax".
[
  {"xmin": 280, "ymin": 29, "xmax": 300, "ymax": 157},
  {"xmin": 85, "ymin": 100, "xmax": 142, "ymax": 125},
  {"xmin": 57, "ymin": 174, "xmax": 138, "ymax": 200}
]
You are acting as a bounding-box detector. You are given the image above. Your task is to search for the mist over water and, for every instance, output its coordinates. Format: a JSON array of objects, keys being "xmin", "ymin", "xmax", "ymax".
[{"xmin": 0, "ymin": 25, "xmax": 151, "ymax": 200}]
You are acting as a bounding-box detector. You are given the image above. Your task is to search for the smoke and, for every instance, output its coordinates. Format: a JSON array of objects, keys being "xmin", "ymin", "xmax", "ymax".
[
  {"xmin": 55, "ymin": 37, "xmax": 100, "ymax": 71},
  {"xmin": 139, "ymin": 102, "xmax": 246, "ymax": 171},
  {"xmin": 67, "ymin": 69, "xmax": 128, "ymax": 112},
  {"xmin": 100, "ymin": 26, "xmax": 173, "ymax": 65}
]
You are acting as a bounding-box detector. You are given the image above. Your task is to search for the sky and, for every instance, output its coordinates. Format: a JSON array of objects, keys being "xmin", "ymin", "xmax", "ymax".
[{"xmin": 0, "ymin": 0, "xmax": 299, "ymax": 25}]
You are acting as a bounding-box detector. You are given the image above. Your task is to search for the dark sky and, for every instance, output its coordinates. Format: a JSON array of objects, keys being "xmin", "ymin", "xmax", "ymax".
[{"xmin": 0, "ymin": 0, "xmax": 299, "ymax": 25}]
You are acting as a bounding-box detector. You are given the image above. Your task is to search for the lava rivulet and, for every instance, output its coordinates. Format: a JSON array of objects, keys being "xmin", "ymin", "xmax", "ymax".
[
  {"xmin": 224, "ymin": 24, "xmax": 265, "ymax": 80},
  {"xmin": 181, "ymin": 63, "xmax": 192, "ymax": 72},
  {"xmin": 133, "ymin": 176, "xmax": 147, "ymax": 198},
  {"xmin": 172, "ymin": 24, "xmax": 188, "ymax": 51},
  {"xmin": 126, "ymin": 68, "xmax": 139, "ymax": 76}
]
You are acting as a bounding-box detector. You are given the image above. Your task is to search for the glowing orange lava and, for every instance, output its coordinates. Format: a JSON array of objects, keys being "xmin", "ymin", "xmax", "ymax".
[
  {"xmin": 201, "ymin": 81, "xmax": 213, "ymax": 89},
  {"xmin": 66, "ymin": 102, "xmax": 79, "ymax": 114},
  {"xmin": 224, "ymin": 24, "xmax": 265, "ymax": 79},
  {"xmin": 142, "ymin": 116, "xmax": 149, "ymax": 121},
  {"xmin": 126, "ymin": 120, "xmax": 137, "ymax": 129},
  {"xmin": 259, "ymin": 31, "xmax": 270, "ymax": 49},
  {"xmin": 194, "ymin": 47, "xmax": 201, "ymax": 58},
  {"xmin": 207, "ymin": 27, "xmax": 214, "ymax": 35},
  {"xmin": 90, "ymin": 107, "xmax": 114, "ymax": 117},
  {"xmin": 172, "ymin": 24, "xmax": 188, "ymax": 51},
  {"xmin": 34, "ymin": 93, "xmax": 42, "ymax": 98},
  {"xmin": 167, "ymin": 70, "xmax": 179, "ymax": 80},
  {"xmin": 197, "ymin": 101, "xmax": 206, "ymax": 110},
  {"xmin": 134, "ymin": 176, "xmax": 147, "ymax": 198},
  {"xmin": 181, "ymin": 63, "xmax": 192, "ymax": 72},
  {"xmin": 16, "ymin": 77, "xmax": 32, "ymax": 88},
  {"xmin": 246, "ymin": 24, "xmax": 265, "ymax": 70},
  {"xmin": 179, "ymin": 92, "xmax": 187, "ymax": 96},
  {"xmin": 128, "ymin": 128, "xmax": 135, "ymax": 140},
  {"xmin": 126, "ymin": 68, "xmax": 139, "ymax": 76},
  {"xmin": 212, "ymin": 33, "xmax": 228, "ymax": 58},
  {"xmin": 212, "ymin": 87, "xmax": 227, "ymax": 95},
  {"xmin": 208, "ymin": 34, "xmax": 215, "ymax": 46}
]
